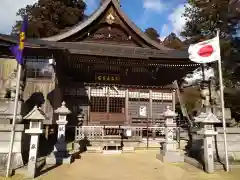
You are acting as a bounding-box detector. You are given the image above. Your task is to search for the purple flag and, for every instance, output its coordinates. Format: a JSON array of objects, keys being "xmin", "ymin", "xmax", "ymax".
[{"xmin": 9, "ymin": 16, "xmax": 28, "ymax": 65}]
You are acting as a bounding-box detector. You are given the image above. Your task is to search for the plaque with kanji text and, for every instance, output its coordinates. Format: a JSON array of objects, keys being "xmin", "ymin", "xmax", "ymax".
[{"xmin": 95, "ymin": 73, "xmax": 120, "ymax": 82}]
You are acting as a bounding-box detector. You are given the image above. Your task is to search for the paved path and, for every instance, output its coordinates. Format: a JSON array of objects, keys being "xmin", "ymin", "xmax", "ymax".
[{"xmin": 1, "ymin": 150, "xmax": 240, "ymax": 180}]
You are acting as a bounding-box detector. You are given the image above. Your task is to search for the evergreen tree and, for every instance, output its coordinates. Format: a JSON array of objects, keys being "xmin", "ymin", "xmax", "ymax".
[
  {"xmin": 12, "ymin": 0, "xmax": 86, "ymax": 38},
  {"xmin": 163, "ymin": 33, "xmax": 184, "ymax": 49},
  {"xmin": 182, "ymin": 0, "xmax": 240, "ymax": 122},
  {"xmin": 181, "ymin": 0, "xmax": 240, "ymax": 88},
  {"xmin": 145, "ymin": 27, "xmax": 161, "ymax": 42}
]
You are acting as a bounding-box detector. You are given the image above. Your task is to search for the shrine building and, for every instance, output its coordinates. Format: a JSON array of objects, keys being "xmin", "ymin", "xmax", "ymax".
[{"xmin": 0, "ymin": 0, "xmax": 199, "ymax": 139}]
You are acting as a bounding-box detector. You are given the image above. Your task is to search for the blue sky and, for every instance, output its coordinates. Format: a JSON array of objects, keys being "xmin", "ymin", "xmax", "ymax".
[
  {"xmin": 0, "ymin": 0, "xmax": 189, "ymax": 40},
  {"xmin": 85, "ymin": 0, "xmax": 188, "ymax": 40}
]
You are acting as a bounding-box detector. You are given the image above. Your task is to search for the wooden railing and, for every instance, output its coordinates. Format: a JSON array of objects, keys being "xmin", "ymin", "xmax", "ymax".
[{"xmin": 75, "ymin": 125, "xmax": 178, "ymax": 142}]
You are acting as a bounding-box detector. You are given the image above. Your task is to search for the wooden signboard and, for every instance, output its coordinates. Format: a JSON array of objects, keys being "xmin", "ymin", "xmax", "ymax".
[
  {"xmin": 95, "ymin": 73, "xmax": 120, "ymax": 82},
  {"xmin": 139, "ymin": 106, "xmax": 147, "ymax": 117}
]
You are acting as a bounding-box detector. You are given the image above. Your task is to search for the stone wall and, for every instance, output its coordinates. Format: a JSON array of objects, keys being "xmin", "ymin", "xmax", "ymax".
[
  {"xmin": 0, "ymin": 124, "xmax": 28, "ymax": 170},
  {"xmin": 214, "ymin": 127, "xmax": 240, "ymax": 162},
  {"xmin": 187, "ymin": 127, "xmax": 240, "ymax": 163},
  {"xmin": 0, "ymin": 58, "xmax": 17, "ymax": 82}
]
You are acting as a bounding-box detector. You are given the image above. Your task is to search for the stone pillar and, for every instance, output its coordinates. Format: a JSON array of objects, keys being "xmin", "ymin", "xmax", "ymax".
[
  {"xmin": 27, "ymin": 135, "xmax": 40, "ymax": 177},
  {"xmin": 46, "ymin": 101, "xmax": 72, "ymax": 165},
  {"xmin": 55, "ymin": 118, "xmax": 68, "ymax": 152},
  {"xmin": 24, "ymin": 106, "xmax": 46, "ymax": 178},
  {"xmin": 195, "ymin": 112, "xmax": 221, "ymax": 173},
  {"xmin": 156, "ymin": 106, "xmax": 184, "ymax": 163}
]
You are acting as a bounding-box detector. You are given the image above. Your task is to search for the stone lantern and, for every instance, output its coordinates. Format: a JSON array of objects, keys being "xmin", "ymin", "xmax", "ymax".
[
  {"xmin": 46, "ymin": 101, "xmax": 72, "ymax": 165},
  {"xmin": 24, "ymin": 106, "xmax": 46, "ymax": 178},
  {"xmin": 157, "ymin": 106, "xmax": 184, "ymax": 162},
  {"xmin": 54, "ymin": 101, "xmax": 71, "ymax": 144},
  {"xmin": 195, "ymin": 112, "xmax": 221, "ymax": 173}
]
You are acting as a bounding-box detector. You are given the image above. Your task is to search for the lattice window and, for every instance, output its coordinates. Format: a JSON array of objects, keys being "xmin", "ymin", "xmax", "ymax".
[
  {"xmin": 152, "ymin": 92, "xmax": 172, "ymax": 101},
  {"xmin": 129, "ymin": 89, "xmax": 150, "ymax": 102},
  {"xmin": 109, "ymin": 97, "xmax": 125, "ymax": 113},
  {"xmin": 90, "ymin": 97, "xmax": 107, "ymax": 112},
  {"xmin": 132, "ymin": 67, "xmax": 148, "ymax": 73},
  {"xmin": 162, "ymin": 93, "xmax": 172, "ymax": 100},
  {"xmin": 26, "ymin": 58, "xmax": 53, "ymax": 78},
  {"xmin": 90, "ymin": 86, "xmax": 125, "ymax": 113}
]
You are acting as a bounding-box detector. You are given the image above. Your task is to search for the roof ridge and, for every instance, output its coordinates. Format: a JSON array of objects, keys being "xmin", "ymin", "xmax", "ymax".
[{"xmin": 39, "ymin": 0, "xmax": 171, "ymax": 51}]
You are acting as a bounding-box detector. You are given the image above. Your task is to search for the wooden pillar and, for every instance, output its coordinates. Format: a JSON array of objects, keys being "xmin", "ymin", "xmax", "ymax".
[
  {"xmin": 149, "ymin": 90, "xmax": 155, "ymax": 139},
  {"xmin": 87, "ymin": 86, "xmax": 91, "ymax": 125},
  {"xmin": 172, "ymin": 90, "xmax": 176, "ymax": 112},
  {"xmin": 125, "ymin": 89, "xmax": 129, "ymax": 124},
  {"xmin": 149, "ymin": 90, "xmax": 153, "ymax": 122},
  {"xmin": 106, "ymin": 86, "xmax": 110, "ymax": 121}
]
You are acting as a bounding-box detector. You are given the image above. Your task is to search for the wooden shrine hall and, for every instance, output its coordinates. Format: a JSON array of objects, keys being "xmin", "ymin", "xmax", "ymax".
[{"xmin": 0, "ymin": 0, "xmax": 199, "ymax": 131}]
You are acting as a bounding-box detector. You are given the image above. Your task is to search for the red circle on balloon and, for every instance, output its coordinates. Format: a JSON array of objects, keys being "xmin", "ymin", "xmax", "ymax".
[{"xmin": 198, "ymin": 45, "xmax": 214, "ymax": 57}]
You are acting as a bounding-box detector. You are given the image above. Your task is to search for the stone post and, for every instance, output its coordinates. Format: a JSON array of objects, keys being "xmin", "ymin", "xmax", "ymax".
[
  {"xmin": 195, "ymin": 112, "xmax": 221, "ymax": 173},
  {"xmin": 156, "ymin": 106, "xmax": 184, "ymax": 162},
  {"xmin": 24, "ymin": 106, "xmax": 46, "ymax": 178},
  {"xmin": 46, "ymin": 101, "xmax": 72, "ymax": 165}
]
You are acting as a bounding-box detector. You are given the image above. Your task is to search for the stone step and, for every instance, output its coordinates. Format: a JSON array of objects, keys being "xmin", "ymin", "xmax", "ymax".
[
  {"xmin": 122, "ymin": 146, "xmax": 135, "ymax": 153},
  {"xmin": 102, "ymin": 150, "xmax": 122, "ymax": 155}
]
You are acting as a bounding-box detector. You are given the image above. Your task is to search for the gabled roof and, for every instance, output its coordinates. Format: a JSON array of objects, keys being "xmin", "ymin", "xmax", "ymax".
[
  {"xmin": 23, "ymin": 106, "xmax": 48, "ymax": 121},
  {"xmin": 0, "ymin": 0, "xmax": 198, "ymax": 62},
  {"xmin": 0, "ymin": 33, "xmax": 198, "ymax": 63},
  {"xmin": 41, "ymin": 0, "xmax": 170, "ymax": 51}
]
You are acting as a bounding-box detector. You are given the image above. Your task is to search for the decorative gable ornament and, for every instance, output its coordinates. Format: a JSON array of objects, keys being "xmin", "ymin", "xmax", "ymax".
[{"xmin": 106, "ymin": 13, "xmax": 115, "ymax": 24}]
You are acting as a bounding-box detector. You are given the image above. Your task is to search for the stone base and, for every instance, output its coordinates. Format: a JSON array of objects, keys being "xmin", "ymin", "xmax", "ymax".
[
  {"xmin": 103, "ymin": 150, "xmax": 122, "ymax": 155},
  {"xmin": 184, "ymin": 155, "xmax": 240, "ymax": 172},
  {"xmin": 15, "ymin": 165, "xmax": 38, "ymax": 179},
  {"xmin": 0, "ymin": 168, "xmax": 13, "ymax": 177},
  {"xmin": 184, "ymin": 155, "xmax": 204, "ymax": 170},
  {"xmin": 0, "ymin": 152, "xmax": 24, "ymax": 171},
  {"xmin": 156, "ymin": 150, "xmax": 184, "ymax": 163},
  {"xmin": 15, "ymin": 165, "xmax": 36, "ymax": 179},
  {"xmin": 122, "ymin": 146, "xmax": 135, "ymax": 153},
  {"xmin": 46, "ymin": 152, "xmax": 73, "ymax": 165},
  {"xmin": 162, "ymin": 141, "xmax": 178, "ymax": 152},
  {"xmin": 73, "ymin": 142, "xmax": 80, "ymax": 151},
  {"xmin": 87, "ymin": 146, "xmax": 103, "ymax": 153}
]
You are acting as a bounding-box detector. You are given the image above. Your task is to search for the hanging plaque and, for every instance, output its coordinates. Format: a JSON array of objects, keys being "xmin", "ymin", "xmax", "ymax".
[
  {"xmin": 95, "ymin": 73, "xmax": 120, "ymax": 82},
  {"xmin": 139, "ymin": 106, "xmax": 147, "ymax": 117}
]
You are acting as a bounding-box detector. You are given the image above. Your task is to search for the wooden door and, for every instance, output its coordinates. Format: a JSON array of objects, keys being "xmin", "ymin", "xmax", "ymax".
[{"xmin": 90, "ymin": 86, "xmax": 126, "ymax": 125}]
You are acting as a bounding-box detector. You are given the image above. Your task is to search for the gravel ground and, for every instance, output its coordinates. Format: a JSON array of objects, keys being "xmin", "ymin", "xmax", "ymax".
[{"xmin": 0, "ymin": 150, "xmax": 240, "ymax": 180}]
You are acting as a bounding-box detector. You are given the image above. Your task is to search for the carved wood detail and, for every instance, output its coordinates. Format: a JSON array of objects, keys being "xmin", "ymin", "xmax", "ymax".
[
  {"xmin": 102, "ymin": 6, "xmax": 119, "ymax": 25},
  {"xmin": 85, "ymin": 25, "xmax": 136, "ymax": 44},
  {"xmin": 63, "ymin": 5, "xmax": 144, "ymax": 46}
]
